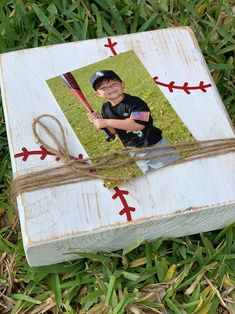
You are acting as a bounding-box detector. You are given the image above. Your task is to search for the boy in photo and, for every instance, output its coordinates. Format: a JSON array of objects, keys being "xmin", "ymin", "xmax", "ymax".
[{"xmin": 88, "ymin": 70, "xmax": 179, "ymax": 173}]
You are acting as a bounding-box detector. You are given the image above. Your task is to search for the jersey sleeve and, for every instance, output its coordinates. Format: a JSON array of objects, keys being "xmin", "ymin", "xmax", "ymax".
[
  {"xmin": 129, "ymin": 98, "xmax": 153, "ymax": 126},
  {"xmin": 101, "ymin": 103, "xmax": 108, "ymax": 118}
]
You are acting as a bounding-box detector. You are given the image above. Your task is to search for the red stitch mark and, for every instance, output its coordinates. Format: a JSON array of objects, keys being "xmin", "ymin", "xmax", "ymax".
[
  {"xmin": 14, "ymin": 146, "xmax": 83, "ymax": 161},
  {"xmin": 14, "ymin": 146, "xmax": 58, "ymax": 161},
  {"xmin": 153, "ymin": 76, "xmax": 212, "ymax": 94},
  {"xmin": 104, "ymin": 38, "xmax": 118, "ymax": 56},
  {"xmin": 112, "ymin": 187, "xmax": 136, "ymax": 221}
]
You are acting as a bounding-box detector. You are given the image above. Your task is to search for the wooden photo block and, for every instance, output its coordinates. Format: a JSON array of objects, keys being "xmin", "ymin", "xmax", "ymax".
[{"xmin": 0, "ymin": 27, "xmax": 235, "ymax": 266}]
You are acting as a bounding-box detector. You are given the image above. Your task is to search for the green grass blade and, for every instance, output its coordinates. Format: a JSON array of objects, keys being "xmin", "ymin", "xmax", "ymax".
[
  {"xmin": 138, "ymin": 13, "xmax": 158, "ymax": 32},
  {"xmin": 31, "ymin": 3, "xmax": 65, "ymax": 43},
  {"xmin": 105, "ymin": 275, "xmax": 116, "ymax": 306},
  {"xmin": 51, "ymin": 273, "xmax": 62, "ymax": 307},
  {"xmin": 11, "ymin": 293, "xmax": 41, "ymax": 304}
]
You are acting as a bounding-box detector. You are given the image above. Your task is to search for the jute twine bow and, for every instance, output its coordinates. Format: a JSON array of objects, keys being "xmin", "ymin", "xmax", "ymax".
[{"xmin": 12, "ymin": 114, "xmax": 235, "ymax": 196}]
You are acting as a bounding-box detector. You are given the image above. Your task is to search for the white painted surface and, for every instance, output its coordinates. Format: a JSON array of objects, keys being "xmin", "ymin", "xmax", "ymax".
[
  {"xmin": 0, "ymin": 27, "xmax": 235, "ymax": 266},
  {"xmin": 26, "ymin": 202, "xmax": 235, "ymax": 266}
]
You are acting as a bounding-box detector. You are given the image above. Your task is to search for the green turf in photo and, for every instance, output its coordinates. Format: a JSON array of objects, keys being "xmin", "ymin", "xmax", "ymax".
[{"xmin": 47, "ymin": 50, "xmax": 194, "ymax": 186}]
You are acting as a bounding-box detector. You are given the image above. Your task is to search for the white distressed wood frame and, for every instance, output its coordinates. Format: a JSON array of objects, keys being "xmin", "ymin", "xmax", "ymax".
[{"xmin": 0, "ymin": 27, "xmax": 235, "ymax": 266}]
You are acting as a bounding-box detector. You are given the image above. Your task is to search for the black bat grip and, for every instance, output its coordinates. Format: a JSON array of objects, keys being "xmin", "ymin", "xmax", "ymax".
[{"xmin": 102, "ymin": 128, "xmax": 115, "ymax": 141}]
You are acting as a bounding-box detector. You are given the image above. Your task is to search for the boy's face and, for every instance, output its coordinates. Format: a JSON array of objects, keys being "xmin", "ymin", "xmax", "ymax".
[{"xmin": 96, "ymin": 79, "xmax": 125, "ymax": 101}]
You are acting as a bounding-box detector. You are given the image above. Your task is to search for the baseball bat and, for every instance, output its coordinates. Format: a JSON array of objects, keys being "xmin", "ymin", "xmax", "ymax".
[{"xmin": 60, "ymin": 72, "xmax": 115, "ymax": 141}]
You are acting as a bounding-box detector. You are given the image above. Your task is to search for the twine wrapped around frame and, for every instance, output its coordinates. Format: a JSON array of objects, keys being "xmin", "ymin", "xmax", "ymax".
[{"xmin": 12, "ymin": 114, "xmax": 235, "ymax": 196}]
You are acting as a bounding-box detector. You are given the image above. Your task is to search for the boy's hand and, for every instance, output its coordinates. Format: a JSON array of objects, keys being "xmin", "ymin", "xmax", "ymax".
[
  {"xmin": 87, "ymin": 112, "xmax": 116, "ymax": 135},
  {"xmin": 87, "ymin": 112, "xmax": 102, "ymax": 123},
  {"xmin": 93, "ymin": 119, "xmax": 108, "ymax": 129},
  {"xmin": 87, "ymin": 112, "xmax": 108, "ymax": 129}
]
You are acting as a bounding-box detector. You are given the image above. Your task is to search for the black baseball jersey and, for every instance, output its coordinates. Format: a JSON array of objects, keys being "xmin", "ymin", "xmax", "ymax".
[{"xmin": 101, "ymin": 94, "xmax": 162, "ymax": 147}]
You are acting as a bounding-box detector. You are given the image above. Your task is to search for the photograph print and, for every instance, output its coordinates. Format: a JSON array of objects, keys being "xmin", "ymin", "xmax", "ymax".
[{"xmin": 46, "ymin": 50, "xmax": 195, "ymax": 186}]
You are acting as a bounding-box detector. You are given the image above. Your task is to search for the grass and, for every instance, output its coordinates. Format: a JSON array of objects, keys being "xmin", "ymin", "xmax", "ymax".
[
  {"xmin": 0, "ymin": 0, "xmax": 234, "ymax": 313},
  {"xmin": 0, "ymin": 227, "xmax": 235, "ymax": 313}
]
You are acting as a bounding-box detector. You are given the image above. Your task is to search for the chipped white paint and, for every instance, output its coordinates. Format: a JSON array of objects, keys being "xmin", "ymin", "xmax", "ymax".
[{"xmin": 0, "ymin": 27, "xmax": 235, "ymax": 266}]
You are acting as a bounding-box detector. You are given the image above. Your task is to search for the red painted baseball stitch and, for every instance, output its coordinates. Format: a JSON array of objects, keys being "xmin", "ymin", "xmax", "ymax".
[
  {"xmin": 104, "ymin": 38, "xmax": 118, "ymax": 56},
  {"xmin": 14, "ymin": 145, "xmax": 83, "ymax": 161},
  {"xmin": 153, "ymin": 76, "xmax": 212, "ymax": 94},
  {"xmin": 112, "ymin": 187, "xmax": 136, "ymax": 221}
]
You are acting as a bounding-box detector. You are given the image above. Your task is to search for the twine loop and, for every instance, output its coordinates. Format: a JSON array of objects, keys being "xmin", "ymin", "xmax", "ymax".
[{"xmin": 32, "ymin": 114, "xmax": 71, "ymax": 163}]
